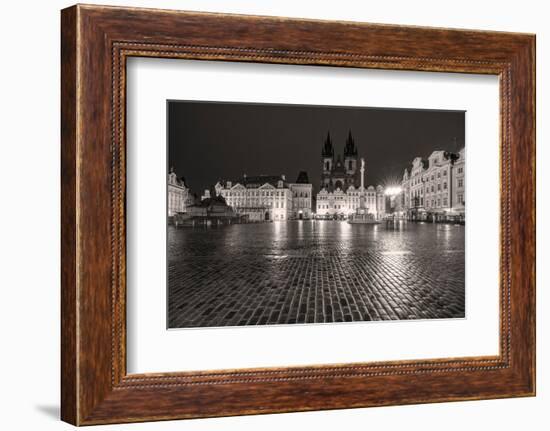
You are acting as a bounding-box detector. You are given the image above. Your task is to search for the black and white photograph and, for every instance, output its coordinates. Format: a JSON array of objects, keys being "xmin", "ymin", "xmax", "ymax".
[{"xmin": 167, "ymin": 101, "xmax": 466, "ymax": 329}]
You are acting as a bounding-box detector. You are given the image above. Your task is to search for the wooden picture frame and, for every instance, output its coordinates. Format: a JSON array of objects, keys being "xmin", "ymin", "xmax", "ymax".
[{"xmin": 61, "ymin": 4, "xmax": 535, "ymax": 425}]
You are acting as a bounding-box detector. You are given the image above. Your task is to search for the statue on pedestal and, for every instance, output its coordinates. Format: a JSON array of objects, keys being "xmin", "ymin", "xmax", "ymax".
[{"xmin": 348, "ymin": 157, "xmax": 380, "ymax": 225}]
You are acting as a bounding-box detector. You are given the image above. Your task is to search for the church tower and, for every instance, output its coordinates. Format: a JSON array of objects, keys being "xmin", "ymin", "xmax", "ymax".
[
  {"xmin": 321, "ymin": 132, "xmax": 334, "ymax": 188},
  {"xmin": 344, "ymin": 130, "xmax": 358, "ymax": 187}
]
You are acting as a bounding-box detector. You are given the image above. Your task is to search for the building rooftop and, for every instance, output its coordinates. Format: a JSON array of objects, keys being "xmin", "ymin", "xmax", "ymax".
[
  {"xmin": 219, "ymin": 174, "xmax": 288, "ymax": 189},
  {"xmin": 196, "ymin": 195, "xmax": 228, "ymax": 207},
  {"xmin": 295, "ymin": 171, "xmax": 310, "ymax": 184}
]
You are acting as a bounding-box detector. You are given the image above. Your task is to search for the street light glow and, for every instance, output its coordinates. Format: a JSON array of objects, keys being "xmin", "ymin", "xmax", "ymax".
[{"xmin": 385, "ymin": 186, "xmax": 402, "ymax": 196}]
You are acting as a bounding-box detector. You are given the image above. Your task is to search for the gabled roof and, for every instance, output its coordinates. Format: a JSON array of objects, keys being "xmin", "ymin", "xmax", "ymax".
[
  {"xmin": 230, "ymin": 183, "xmax": 246, "ymax": 190},
  {"xmin": 258, "ymin": 183, "xmax": 276, "ymax": 189}
]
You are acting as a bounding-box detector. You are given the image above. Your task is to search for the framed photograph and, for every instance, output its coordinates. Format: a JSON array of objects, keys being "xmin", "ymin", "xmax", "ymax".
[{"xmin": 61, "ymin": 4, "xmax": 535, "ymax": 425}]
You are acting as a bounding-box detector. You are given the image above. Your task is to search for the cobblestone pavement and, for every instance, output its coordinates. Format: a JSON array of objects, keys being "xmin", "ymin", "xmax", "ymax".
[{"xmin": 168, "ymin": 221, "xmax": 465, "ymax": 328}]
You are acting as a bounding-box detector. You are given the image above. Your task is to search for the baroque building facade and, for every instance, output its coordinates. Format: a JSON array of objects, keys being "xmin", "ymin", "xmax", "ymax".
[
  {"xmin": 167, "ymin": 167, "xmax": 190, "ymax": 217},
  {"xmin": 203, "ymin": 172, "xmax": 313, "ymax": 222},
  {"xmin": 316, "ymin": 131, "xmax": 386, "ymax": 219},
  {"xmin": 398, "ymin": 147, "xmax": 465, "ymax": 222}
]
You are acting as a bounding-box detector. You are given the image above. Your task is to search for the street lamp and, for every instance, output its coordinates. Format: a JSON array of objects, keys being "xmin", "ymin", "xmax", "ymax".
[
  {"xmin": 384, "ymin": 185, "xmax": 402, "ymax": 218},
  {"xmin": 384, "ymin": 186, "xmax": 402, "ymax": 196}
]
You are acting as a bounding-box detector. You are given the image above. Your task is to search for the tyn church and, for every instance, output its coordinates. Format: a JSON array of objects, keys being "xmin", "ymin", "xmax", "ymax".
[{"xmin": 320, "ymin": 130, "xmax": 361, "ymax": 191}]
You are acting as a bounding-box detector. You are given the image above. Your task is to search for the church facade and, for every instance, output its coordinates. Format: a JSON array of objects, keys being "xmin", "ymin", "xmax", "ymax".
[{"xmin": 316, "ymin": 131, "xmax": 386, "ymax": 219}]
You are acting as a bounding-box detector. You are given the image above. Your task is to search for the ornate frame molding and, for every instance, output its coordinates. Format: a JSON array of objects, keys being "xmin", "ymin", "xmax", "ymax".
[{"xmin": 61, "ymin": 5, "xmax": 535, "ymax": 425}]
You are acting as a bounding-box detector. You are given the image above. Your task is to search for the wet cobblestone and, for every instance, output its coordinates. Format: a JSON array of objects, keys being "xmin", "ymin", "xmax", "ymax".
[{"xmin": 168, "ymin": 221, "xmax": 465, "ymax": 328}]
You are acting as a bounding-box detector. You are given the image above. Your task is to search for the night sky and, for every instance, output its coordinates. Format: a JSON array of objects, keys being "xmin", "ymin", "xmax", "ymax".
[{"xmin": 168, "ymin": 101, "xmax": 465, "ymax": 197}]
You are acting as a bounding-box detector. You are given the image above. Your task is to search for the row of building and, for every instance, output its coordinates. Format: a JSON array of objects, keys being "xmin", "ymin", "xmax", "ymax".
[
  {"xmin": 167, "ymin": 131, "xmax": 466, "ymax": 223},
  {"xmin": 397, "ymin": 147, "xmax": 465, "ymax": 222}
]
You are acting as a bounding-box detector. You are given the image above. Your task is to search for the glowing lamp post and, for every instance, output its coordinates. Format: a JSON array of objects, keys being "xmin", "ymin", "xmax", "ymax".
[
  {"xmin": 384, "ymin": 186, "xmax": 402, "ymax": 197},
  {"xmin": 384, "ymin": 185, "xmax": 402, "ymax": 216}
]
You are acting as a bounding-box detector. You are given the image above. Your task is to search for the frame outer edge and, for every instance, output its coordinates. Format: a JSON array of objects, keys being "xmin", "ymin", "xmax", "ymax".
[
  {"xmin": 531, "ymin": 35, "xmax": 536, "ymax": 396},
  {"xmin": 526, "ymin": 35, "xmax": 536, "ymax": 395},
  {"xmin": 61, "ymin": 4, "xmax": 536, "ymax": 424},
  {"xmin": 61, "ymin": 5, "xmax": 79, "ymax": 426},
  {"xmin": 504, "ymin": 34, "xmax": 536, "ymax": 396}
]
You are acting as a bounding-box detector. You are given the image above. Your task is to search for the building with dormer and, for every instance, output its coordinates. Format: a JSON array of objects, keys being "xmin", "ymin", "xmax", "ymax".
[
  {"xmin": 202, "ymin": 172, "xmax": 312, "ymax": 222},
  {"xmin": 398, "ymin": 147, "xmax": 465, "ymax": 222}
]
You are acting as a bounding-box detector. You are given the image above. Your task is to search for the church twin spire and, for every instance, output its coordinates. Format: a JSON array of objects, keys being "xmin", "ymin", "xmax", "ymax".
[
  {"xmin": 320, "ymin": 130, "xmax": 361, "ymax": 192},
  {"xmin": 322, "ymin": 130, "xmax": 357, "ymax": 158}
]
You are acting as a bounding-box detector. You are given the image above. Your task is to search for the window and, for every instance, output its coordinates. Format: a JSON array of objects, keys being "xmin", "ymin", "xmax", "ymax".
[
  {"xmin": 325, "ymin": 161, "xmax": 330, "ymax": 171},
  {"xmin": 348, "ymin": 160, "xmax": 352, "ymax": 170},
  {"xmin": 443, "ymin": 198, "xmax": 448, "ymax": 206},
  {"xmin": 458, "ymin": 179, "xmax": 464, "ymax": 188},
  {"xmin": 437, "ymin": 184, "xmax": 441, "ymax": 191},
  {"xmin": 443, "ymin": 182, "xmax": 447, "ymax": 190},
  {"xmin": 458, "ymin": 167, "xmax": 463, "ymax": 174},
  {"xmin": 443, "ymin": 170, "xmax": 447, "ymax": 176}
]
